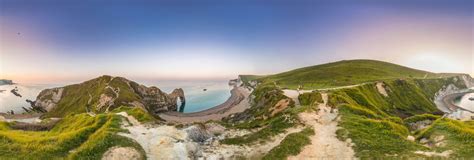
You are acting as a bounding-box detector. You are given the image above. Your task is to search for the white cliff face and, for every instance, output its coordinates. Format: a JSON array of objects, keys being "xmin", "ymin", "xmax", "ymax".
[
  {"xmin": 434, "ymin": 84, "xmax": 460, "ymax": 113},
  {"xmin": 34, "ymin": 88, "xmax": 63, "ymax": 112},
  {"xmin": 460, "ymin": 74, "xmax": 474, "ymax": 88}
]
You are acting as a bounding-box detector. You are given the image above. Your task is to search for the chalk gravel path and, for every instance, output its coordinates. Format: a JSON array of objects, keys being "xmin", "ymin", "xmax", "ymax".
[
  {"xmin": 116, "ymin": 112, "xmax": 192, "ymax": 160},
  {"xmin": 283, "ymin": 92, "xmax": 356, "ymax": 160}
]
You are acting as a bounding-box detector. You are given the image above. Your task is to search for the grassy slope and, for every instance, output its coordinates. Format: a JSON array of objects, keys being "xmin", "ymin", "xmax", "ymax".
[
  {"xmin": 262, "ymin": 127, "xmax": 315, "ymax": 160},
  {"xmin": 221, "ymin": 85, "xmax": 298, "ymax": 145},
  {"xmin": 220, "ymin": 84, "xmax": 317, "ymax": 160},
  {"xmin": 418, "ymin": 119, "xmax": 474, "ymax": 157},
  {"xmin": 44, "ymin": 76, "xmax": 141, "ymax": 118},
  {"xmin": 242, "ymin": 59, "xmax": 450, "ymax": 89},
  {"xmin": 111, "ymin": 106, "xmax": 156, "ymax": 123},
  {"xmin": 323, "ymin": 77, "xmax": 469, "ymax": 158},
  {"xmin": 0, "ymin": 112, "xmax": 146, "ymax": 159}
]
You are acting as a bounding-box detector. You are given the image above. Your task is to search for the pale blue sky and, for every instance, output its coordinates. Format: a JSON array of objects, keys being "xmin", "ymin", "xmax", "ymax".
[{"xmin": 1, "ymin": 0, "xmax": 472, "ymax": 83}]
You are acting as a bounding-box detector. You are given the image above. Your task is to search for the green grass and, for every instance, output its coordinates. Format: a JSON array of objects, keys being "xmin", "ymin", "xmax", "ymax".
[
  {"xmin": 43, "ymin": 76, "xmax": 142, "ymax": 118},
  {"xmin": 404, "ymin": 114, "xmax": 440, "ymax": 125},
  {"xmin": 111, "ymin": 106, "xmax": 156, "ymax": 123},
  {"xmin": 262, "ymin": 127, "xmax": 315, "ymax": 160},
  {"xmin": 298, "ymin": 91, "xmax": 323, "ymax": 106},
  {"xmin": 328, "ymin": 77, "xmax": 467, "ymax": 158},
  {"xmin": 0, "ymin": 113, "xmax": 145, "ymax": 159},
  {"xmin": 223, "ymin": 84, "xmax": 294, "ymax": 124},
  {"xmin": 221, "ymin": 115, "xmax": 297, "ymax": 145},
  {"xmin": 243, "ymin": 59, "xmax": 460, "ymax": 89},
  {"xmin": 417, "ymin": 119, "xmax": 474, "ymax": 158}
]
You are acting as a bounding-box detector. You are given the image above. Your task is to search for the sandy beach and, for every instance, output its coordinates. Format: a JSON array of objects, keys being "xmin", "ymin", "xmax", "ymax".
[
  {"xmin": 436, "ymin": 90, "xmax": 474, "ymax": 120},
  {"xmin": 441, "ymin": 91, "xmax": 474, "ymax": 113},
  {"xmin": 159, "ymin": 86, "xmax": 251, "ymax": 123}
]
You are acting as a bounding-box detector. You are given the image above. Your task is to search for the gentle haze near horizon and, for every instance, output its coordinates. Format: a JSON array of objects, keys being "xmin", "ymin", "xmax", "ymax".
[{"xmin": 1, "ymin": 0, "xmax": 473, "ymax": 83}]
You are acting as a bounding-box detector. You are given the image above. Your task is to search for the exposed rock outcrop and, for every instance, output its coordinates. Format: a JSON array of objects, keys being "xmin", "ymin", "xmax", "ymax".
[
  {"xmin": 408, "ymin": 120, "xmax": 433, "ymax": 131},
  {"xmin": 35, "ymin": 88, "xmax": 63, "ymax": 112},
  {"xmin": 10, "ymin": 87, "xmax": 22, "ymax": 97},
  {"xmin": 128, "ymin": 81, "xmax": 185, "ymax": 114},
  {"xmin": 460, "ymin": 74, "xmax": 474, "ymax": 88},
  {"xmin": 169, "ymin": 88, "xmax": 186, "ymax": 112}
]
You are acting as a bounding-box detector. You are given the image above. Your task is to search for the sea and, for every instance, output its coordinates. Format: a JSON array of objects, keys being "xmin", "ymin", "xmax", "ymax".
[
  {"xmin": 0, "ymin": 81, "xmax": 231, "ymax": 114},
  {"xmin": 455, "ymin": 88, "xmax": 474, "ymax": 111}
]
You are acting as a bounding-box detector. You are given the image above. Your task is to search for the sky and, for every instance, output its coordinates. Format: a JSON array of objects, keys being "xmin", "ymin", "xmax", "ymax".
[{"xmin": 0, "ymin": 0, "xmax": 473, "ymax": 84}]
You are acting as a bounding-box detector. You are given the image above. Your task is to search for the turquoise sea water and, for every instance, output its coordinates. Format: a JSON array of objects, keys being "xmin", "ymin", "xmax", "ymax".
[
  {"xmin": 0, "ymin": 81, "xmax": 231, "ymax": 114},
  {"xmin": 148, "ymin": 81, "xmax": 232, "ymax": 113}
]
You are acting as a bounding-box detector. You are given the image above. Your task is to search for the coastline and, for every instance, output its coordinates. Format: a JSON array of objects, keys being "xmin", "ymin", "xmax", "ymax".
[
  {"xmin": 159, "ymin": 85, "xmax": 251, "ymax": 123},
  {"xmin": 436, "ymin": 89, "xmax": 474, "ymax": 120},
  {"xmin": 440, "ymin": 91, "xmax": 474, "ymax": 113},
  {"xmin": 0, "ymin": 112, "xmax": 42, "ymax": 119}
]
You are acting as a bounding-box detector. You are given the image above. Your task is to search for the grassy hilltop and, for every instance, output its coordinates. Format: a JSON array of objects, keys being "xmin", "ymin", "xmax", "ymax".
[
  {"xmin": 40, "ymin": 76, "xmax": 141, "ymax": 118},
  {"xmin": 241, "ymin": 59, "xmax": 454, "ymax": 89},
  {"xmin": 37, "ymin": 75, "xmax": 181, "ymax": 118}
]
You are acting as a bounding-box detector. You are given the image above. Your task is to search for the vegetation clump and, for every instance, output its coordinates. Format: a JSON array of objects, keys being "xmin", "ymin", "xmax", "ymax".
[
  {"xmin": 262, "ymin": 127, "xmax": 315, "ymax": 160},
  {"xmin": 298, "ymin": 91, "xmax": 323, "ymax": 106},
  {"xmin": 404, "ymin": 114, "xmax": 440, "ymax": 125},
  {"xmin": 417, "ymin": 118, "xmax": 474, "ymax": 158}
]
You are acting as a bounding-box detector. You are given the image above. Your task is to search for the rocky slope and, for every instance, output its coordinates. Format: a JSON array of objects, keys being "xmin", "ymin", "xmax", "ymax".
[{"xmin": 34, "ymin": 75, "xmax": 185, "ymax": 118}]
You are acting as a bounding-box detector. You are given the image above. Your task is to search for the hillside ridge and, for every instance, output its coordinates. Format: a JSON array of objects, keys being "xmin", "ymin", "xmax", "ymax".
[{"xmin": 34, "ymin": 75, "xmax": 185, "ymax": 118}]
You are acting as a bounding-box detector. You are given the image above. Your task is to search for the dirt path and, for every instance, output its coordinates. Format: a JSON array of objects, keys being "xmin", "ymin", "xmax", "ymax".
[{"xmin": 288, "ymin": 93, "xmax": 356, "ymax": 160}]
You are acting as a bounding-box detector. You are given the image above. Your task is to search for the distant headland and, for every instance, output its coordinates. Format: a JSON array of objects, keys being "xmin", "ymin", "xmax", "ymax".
[{"xmin": 0, "ymin": 79, "xmax": 14, "ymax": 85}]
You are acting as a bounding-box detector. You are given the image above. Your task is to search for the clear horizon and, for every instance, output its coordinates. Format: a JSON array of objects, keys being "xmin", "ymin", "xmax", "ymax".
[{"xmin": 1, "ymin": 0, "xmax": 473, "ymax": 83}]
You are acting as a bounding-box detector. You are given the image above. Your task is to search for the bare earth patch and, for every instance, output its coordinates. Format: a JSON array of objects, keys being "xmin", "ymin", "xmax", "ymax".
[
  {"xmin": 376, "ymin": 82, "xmax": 388, "ymax": 97},
  {"xmin": 102, "ymin": 147, "xmax": 141, "ymax": 160},
  {"xmin": 270, "ymin": 98, "xmax": 291, "ymax": 117}
]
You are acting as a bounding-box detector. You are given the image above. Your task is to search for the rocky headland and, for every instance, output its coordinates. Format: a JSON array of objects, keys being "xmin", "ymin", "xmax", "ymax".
[
  {"xmin": 33, "ymin": 75, "xmax": 185, "ymax": 118},
  {"xmin": 0, "ymin": 79, "xmax": 13, "ymax": 85}
]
